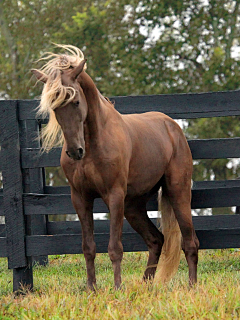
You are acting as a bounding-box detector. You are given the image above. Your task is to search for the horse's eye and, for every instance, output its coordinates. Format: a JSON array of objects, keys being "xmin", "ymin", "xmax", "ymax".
[{"xmin": 74, "ymin": 101, "xmax": 79, "ymax": 107}]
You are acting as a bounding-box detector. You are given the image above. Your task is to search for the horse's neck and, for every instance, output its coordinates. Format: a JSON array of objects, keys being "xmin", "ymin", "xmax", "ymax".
[
  {"xmin": 79, "ymin": 72, "xmax": 98, "ymax": 107},
  {"xmin": 79, "ymin": 71, "xmax": 109, "ymax": 137}
]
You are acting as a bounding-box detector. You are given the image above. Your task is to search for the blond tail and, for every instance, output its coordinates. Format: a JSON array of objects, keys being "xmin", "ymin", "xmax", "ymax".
[{"xmin": 153, "ymin": 190, "xmax": 182, "ymax": 284}]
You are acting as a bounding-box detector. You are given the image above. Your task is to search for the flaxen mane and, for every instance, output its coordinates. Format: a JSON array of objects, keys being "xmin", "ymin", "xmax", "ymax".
[{"xmin": 34, "ymin": 44, "xmax": 86, "ymax": 152}]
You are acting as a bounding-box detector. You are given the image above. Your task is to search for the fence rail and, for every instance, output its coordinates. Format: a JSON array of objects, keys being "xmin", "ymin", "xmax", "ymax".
[{"xmin": 1, "ymin": 90, "xmax": 240, "ymax": 291}]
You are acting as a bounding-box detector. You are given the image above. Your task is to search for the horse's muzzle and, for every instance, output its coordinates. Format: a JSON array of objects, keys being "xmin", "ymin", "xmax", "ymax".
[{"xmin": 66, "ymin": 148, "xmax": 84, "ymax": 161}]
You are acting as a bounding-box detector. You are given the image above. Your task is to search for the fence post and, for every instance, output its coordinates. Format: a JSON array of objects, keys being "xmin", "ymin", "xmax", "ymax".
[
  {"xmin": 0, "ymin": 100, "xmax": 33, "ymax": 292},
  {"xmin": 18, "ymin": 107, "xmax": 48, "ymax": 266}
]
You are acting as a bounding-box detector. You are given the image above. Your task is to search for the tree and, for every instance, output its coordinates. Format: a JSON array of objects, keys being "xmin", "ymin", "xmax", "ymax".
[
  {"xmin": 55, "ymin": 0, "xmax": 148, "ymax": 96},
  {"xmin": 0, "ymin": 0, "xmax": 76, "ymax": 99}
]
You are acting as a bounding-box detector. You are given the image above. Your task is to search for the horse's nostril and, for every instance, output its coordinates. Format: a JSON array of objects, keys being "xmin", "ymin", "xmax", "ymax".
[
  {"xmin": 78, "ymin": 148, "xmax": 84, "ymax": 158},
  {"xmin": 66, "ymin": 150, "xmax": 71, "ymax": 158},
  {"xmin": 66, "ymin": 148, "xmax": 84, "ymax": 160}
]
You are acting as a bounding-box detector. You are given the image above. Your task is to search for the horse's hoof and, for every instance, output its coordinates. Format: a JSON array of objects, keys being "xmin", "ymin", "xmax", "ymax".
[
  {"xmin": 87, "ymin": 282, "xmax": 97, "ymax": 292},
  {"xmin": 114, "ymin": 282, "xmax": 122, "ymax": 290},
  {"xmin": 143, "ymin": 267, "xmax": 156, "ymax": 281}
]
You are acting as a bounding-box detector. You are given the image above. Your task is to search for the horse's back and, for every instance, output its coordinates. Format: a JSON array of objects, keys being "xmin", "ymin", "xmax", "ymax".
[
  {"xmin": 122, "ymin": 111, "xmax": 183, "ymax": 138},
  {"xmin": 121, "ymin": 111, "xmax": 186, "ymax": 156}
]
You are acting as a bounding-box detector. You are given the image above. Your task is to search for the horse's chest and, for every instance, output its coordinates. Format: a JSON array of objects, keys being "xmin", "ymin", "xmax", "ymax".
[{"xmin": 73, "ymin": 159, "xmax": 122, "ymax": 194}]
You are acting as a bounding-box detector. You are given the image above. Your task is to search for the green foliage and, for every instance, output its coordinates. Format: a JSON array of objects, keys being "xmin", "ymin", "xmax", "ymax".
[
  {"xmin": 0, "ymin": 0, "xmax": 76, "ymax": 98},
  {"xmin": 56, "ymin": 0, "xmax": 148, "ymax": 96},
  {"xmin": 2, "ymin": 0, "xmax": 240, "ymax": 98}
]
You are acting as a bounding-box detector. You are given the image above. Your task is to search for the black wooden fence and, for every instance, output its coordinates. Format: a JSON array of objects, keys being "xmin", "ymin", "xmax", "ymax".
[{"xmin": 1, "ymin": 90, "xmax": 240, "ymax": 292}]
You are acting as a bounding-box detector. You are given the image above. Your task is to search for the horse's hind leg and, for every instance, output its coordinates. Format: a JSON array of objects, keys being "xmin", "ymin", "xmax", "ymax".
[
  {"xmin": 164, "ymin": 172, "xmax": 199, "ymax": 285},
  {"xmin": 124, "ymin": 197, "xmax": 164, "ymax": 280},
  {"xmin": 172, "ymin": 197, "xmax": 199, "ymax": 285}
]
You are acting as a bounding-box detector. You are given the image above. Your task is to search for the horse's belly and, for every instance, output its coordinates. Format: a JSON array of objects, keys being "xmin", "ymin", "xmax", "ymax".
[
  {"xmin": 126, "ymin": 135, "xmax": 171, "ymax": 197},
  {"xmin": 127, "ymin": 163, "xmax": 166, "ymax": 197}
]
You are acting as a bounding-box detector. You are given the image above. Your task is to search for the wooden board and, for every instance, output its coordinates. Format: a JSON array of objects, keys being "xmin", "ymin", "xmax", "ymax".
[
  {"xmin": 46, "ymin": 215, "xmax": 240, "ymax": 236},
  {"xmin": 23, "ymin": 182, "xmax": 240, "ymax": 215},
  {"xmin": 17, "ymin": 90, "xmax": 240, "ymax": 120},
  {"xmin": 0, "ymin": 190, "xmax": 3, "ymax": 216},
  {"xmin": 45, "ymin": 179, "xmax": 240, "ymax": 194},
  {"xmin": 0, "ymin": 101, "xmax": 27, "ymax": 268},
  {"xmin": 0, "ymin": 237, "xmax": 7, "ymax": 257},
  {"xmin": 26, "ymin": 214, "xmax": 240, "ymax": 255},
  {"xmin": 0, "ymin": 224, "xmax": 5, "ymax": 236},
  {"xmin": 19, "ymin": 119, "xmax": 48, "ymax": 266},
  {"xmin": 21, "ymin": 148, "xmax": 61, "ymax": 168},
  {"xmin": 0, "ymin": 150, "xmax": 2, "ymax": 170},
  {"xmin": 189, "ymin": 138, "xmax": 240, "ymax": 159},
  {"xmin": 25, "ymin": 227, "xmax": 240, "ymax": 256},
  {"xmin": 20, "ymin": 137, "xmax": 240, "ymax": 170}
]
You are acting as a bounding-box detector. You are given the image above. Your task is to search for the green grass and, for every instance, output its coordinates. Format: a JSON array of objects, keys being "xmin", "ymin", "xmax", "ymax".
[{"xmin": 1, "ymin": 250, "xmax": 240, "ymax": 319}]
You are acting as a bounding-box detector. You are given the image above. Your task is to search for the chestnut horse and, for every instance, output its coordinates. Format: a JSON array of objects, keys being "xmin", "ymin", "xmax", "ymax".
[{"xmin": 32, "ymin": 45, "xmax": 199, "ymax": 290}]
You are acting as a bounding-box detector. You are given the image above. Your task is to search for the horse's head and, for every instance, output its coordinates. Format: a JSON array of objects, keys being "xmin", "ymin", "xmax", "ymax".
[{"xmin": 32, "ymin": 57, "xmax": 88, "ymax": 161}]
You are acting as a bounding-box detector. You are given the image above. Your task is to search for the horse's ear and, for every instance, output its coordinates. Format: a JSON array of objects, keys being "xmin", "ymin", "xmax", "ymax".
[
  {"xmin": 31, "ymin": 69, "xmax": 48, "ymax": 83},
  {"xmin": 71, "ymin": 59, "xmax": 87, "ymax": 80}
]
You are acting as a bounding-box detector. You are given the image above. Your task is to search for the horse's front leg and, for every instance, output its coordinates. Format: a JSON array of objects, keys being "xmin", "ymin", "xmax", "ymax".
[
  {"xmin": 71, "ymin": 189, "xmax": 96, "ymax": 290},
  {"xmin": 106, "ymin": 189, "xmax": 125, "ymax": 289}
]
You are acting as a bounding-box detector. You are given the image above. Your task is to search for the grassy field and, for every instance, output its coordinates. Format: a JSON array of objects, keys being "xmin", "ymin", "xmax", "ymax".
[{"xmin": 1, "ymin": 250, "xmax": 240, "ymax": 319}]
